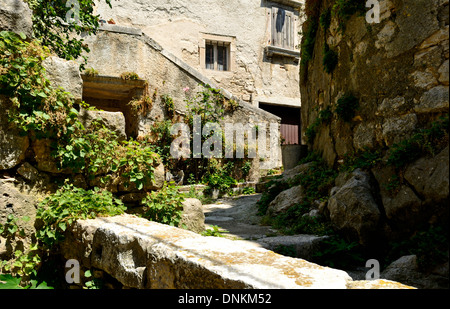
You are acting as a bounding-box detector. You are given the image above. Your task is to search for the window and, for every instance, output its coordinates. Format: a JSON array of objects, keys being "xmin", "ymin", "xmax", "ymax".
[
  {"xmin": 271, "ymin": 7, "xmax": 296, "ymax": 50},
  {"xmin": 205, "ymin": 40, "xmax": 230, "ymax": 71}
]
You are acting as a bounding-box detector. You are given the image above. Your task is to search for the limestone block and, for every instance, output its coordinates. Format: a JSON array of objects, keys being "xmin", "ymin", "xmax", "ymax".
[
  {"xmin": 0, "ymin": 181, "xmax": 38, "ymax": 239},
  {"xmin": 78, "ymin": 109, "xmax": 127, "ymax": 141},
  {"xmin": 382, "ymin": 114, "xmax": 418, "ymax": 146},
  {"xmin": 438, "ymin": 59, "xmax": 449, "ymax": 85},
  {"xmin": 353, "ymin": 122, "xmax": 376, "ymax": 151},
  {"xmin": 61, "ymin": 214, "xmax": 414, "ymax": 289},
  {"xmin": 419, "ymin": 26, "xmax": 450, "ymax": 50},
  {"xmin": 17, "ymin": 162, "xmax": 39, "ymax": 181},
  {"xmin": 179, "ymin": 198, "xmax": 205, "ymax": 234},
  {"xmin": 328, "ymin": 169, "xmax": 380, "ymax": 246},
  {"xmin": 33, "ymin": 138, "xmax": 69, "ymax": 174},
  {"xmin": 0, "ymin": 97, "xmax": 29, "ymax": 170},
  {"xmin": 376, "ymin": 97, "xmax": 408, "ymax": 117},
  {"xmin": 414, "ymin": 85, "xmax": 449, "ymax": 114},
  {"xmin": 381, "ymin": 255, "xmax": 448, "ymax": 289},
  {"xmin": 0, "ymin": 0, "xmax": 33, "ymax": 38},
  {"xmin": 267, "ymin": 185, "xmax": 304, "ymax": 216},
  {"xmin": 404, "ymin": 146, "xmax": 449, "ymax": 204},
  {"xmin": 42, "ymin": 56, "xmax": 83, "ymax": 102}
]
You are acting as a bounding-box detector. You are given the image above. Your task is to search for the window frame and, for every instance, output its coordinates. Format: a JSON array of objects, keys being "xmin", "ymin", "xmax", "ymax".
[
  {"xmin": 200, "ymin": 33, "xmax": 235, "ymax": 73},
  {"xmin": 205, "ymin": 40, "xmax": 230, "ymax": 72}
]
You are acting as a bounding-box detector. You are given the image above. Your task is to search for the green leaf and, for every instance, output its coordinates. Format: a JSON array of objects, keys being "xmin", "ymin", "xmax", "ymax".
[
  {"xmin": 0, "ymin": 274, "xmax": 24, "ymax": 289},
  {"xmin": 58, "ymin": 221, "xmax": 67, "ymax": 231},
  {"xmin": 84, "ymin": 270, "xmax": 92, "ymax": 278}
]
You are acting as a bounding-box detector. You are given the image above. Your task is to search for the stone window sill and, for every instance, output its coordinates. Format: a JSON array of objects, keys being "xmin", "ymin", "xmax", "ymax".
[{"xmin": 265, "ymin": 45, "xmax": 300, "ymax": 61}]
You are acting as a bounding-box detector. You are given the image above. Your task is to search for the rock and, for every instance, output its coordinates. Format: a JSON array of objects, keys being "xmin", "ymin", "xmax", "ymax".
[
  {"xmin": 414, "ymin": 85, "xmax": 449, "ymax": 114},
  {"xmin": 419, "ymin": 26, "xmax": 449, "ymax": 50},
  {"xmin": 0, "ymin": 0, "xmax": 33, "ymax": 39},
  {"xmin": 279, "ymin": 162, "xmax": 313, "ymax": 184},
  {"xmin": 353, "ymin": 122, "xmax": 376, "ymax": 150},
  {"xmin": 378, "ymin": 97, "xmax": 401, "ymax": 118},
  {"xmin": 61, "ymin": 214, "xmax": 413, "ymax": 289},
  {"xmin": 0, "ymin": 181, "xmax": 39, "ymax": 247},
  {"xmin": 382, "ymin": 114, "xmax": 418, "ymax": 146},
  {"xmin": 41, "ymin": 56, "xmax": 83, "ymax": 102},
  {"xmin": 381, "ymin": 185, "xmax": 423, "ymax": 231},
  {"xmin": 0, "ymin": 97, "xmax": 29, "ymax": 170},
  {"xmin": 32, "ymin": 138, "xmax": 70, "ymax": 174},
  {"xmin": 0, "ymin": 124, "xmax": 29, "ymax": 171},
  {"xmin": 180, "ymin": 198, "xmax": 205, "ymax": 233},
  {"xmin": 404, "ymin": 146, "xmax": 449, "ymax": 204},
  {"xmin": 16, "ymin": 162, "xmax": 39, "ymax": 182},
  {"xmin": 257, "ymin": 234, "xmax": 328, "ymax": 261},
  {"xmin": 438, "ymin": 60, "xmax": 449, "ymax": 85},
  {"xmin": 78, "ymin": 109, "xmax": 127, "ymax": 141},
  {"xmin": 327, "ymin": 169, "xmax": 381, "ymax": 245},
  {"xmin": 381, "ymin": 255, "xmax": 448, "ymax": 289},
  {"xmin": 267, "ymin": 185, "xmax": 304, "ymax": 215}
]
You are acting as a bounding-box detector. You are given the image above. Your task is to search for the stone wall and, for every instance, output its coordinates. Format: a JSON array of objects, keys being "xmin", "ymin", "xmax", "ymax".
[
  {"xmin": 61, "ymin": 214, "xmax": 413, "ymax": 289},
  {"xmin": 92, "ymin": 0, "xmax": 302, "ymax": 107},
  {"xmin": 300, "ymin": 0, "xmax": 448, "ymax": 160},
  {"xmin": 299, "ymin": 0, "xmax": 449, "ymax": 244}
]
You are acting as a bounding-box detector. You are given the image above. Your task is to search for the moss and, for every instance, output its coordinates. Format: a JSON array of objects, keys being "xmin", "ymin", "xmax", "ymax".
[
  {"xmin": 335, "ymin": 93, "xmax": 359, "ymax": 122},
  {"xmin": 323, "ymin": 43, "xmax": 339, "ymax": 73}
]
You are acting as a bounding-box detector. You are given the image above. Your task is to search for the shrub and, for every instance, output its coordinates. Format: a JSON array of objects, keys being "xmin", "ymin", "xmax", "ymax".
[
  {"xmin": 120, "ymin": 71, "xmax": 140, "ymax": 80},
  {"xmin": 335, "ymin": 93, "xmax": 359, "ymax": 122},
  {"xmin": 387, "ymin": 115, "xmax": 449, "ymax": 168},
  {"xmin": 36, "ymin": 184, "xmax": 126, "ymax": 248},
  {"xmin": 141, "ymin": 183, "xmax": 185, "ymax": 227}
]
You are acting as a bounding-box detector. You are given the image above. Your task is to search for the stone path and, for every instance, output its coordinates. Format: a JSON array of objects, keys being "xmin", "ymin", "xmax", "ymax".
[
  {"xmin": 203, "ymin": 193, "xmax": 277, "ymax": 241},
  {"xmin": 202, "ymin": 193, "xmax": 330, "ymax": 263},
  {"xmin": 202, "ymin": 193, "xmax": 370, "ymax": 280}
]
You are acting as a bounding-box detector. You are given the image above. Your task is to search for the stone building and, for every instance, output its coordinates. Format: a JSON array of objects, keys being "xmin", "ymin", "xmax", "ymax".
[{"xmin": 88, "ymin": 0, "xmax": 305, "ymax": 169}]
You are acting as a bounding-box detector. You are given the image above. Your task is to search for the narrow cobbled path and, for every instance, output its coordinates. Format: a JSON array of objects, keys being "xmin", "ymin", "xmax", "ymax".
[{"xmin": 203, "ymin": 193, "xmax": 278, "ymax": 241}]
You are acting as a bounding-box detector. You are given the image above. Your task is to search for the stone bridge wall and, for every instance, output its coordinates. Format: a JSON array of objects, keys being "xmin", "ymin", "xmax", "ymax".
[{"xmin": 61, "ymin": 214, "xmax": 413, "ymax": 289}]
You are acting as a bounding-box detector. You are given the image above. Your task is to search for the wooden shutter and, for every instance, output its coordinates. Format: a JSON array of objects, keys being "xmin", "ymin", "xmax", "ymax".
[{"xmin": 272, "ymin": 7, "xmax": 296, "ymax": 50}]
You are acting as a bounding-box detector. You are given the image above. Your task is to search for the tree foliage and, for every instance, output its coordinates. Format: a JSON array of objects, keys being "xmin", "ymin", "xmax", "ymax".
[{"xmin": 25, "ymin": 0, "xmax": 112, "ymax": 68}]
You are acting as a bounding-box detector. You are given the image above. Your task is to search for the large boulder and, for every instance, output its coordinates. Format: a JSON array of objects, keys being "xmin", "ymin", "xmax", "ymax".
[
  {"xmin": 0, "ymin": 0, "xmax": 33, "ymax": 38},
  {"xmin": 404, "ymin": 146, "xmax": 449, "ymax": 204},
  {"xmin": 327, "ymin": 169, "xmax": 381, "ymax": 245},
  {"xmin": 381, "ymin": 255, "xmax": 449, "ymax": 289},
  {"xmin": 267, "ymin": 185, "xmax": 304, "ymax": 215}
]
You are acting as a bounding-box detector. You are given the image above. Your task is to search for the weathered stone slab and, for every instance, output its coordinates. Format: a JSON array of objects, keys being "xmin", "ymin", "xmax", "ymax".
[
  {"xmin": 42, "ymin": 56, "xmax": 83, "ymax": 102},
  {"xmin": 0, "ymin": 0, "xmax": 33, "ymax": 38},
  {"xmin": 61, "ymin": 214, "xmax": 413, "ymax": 289}
]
